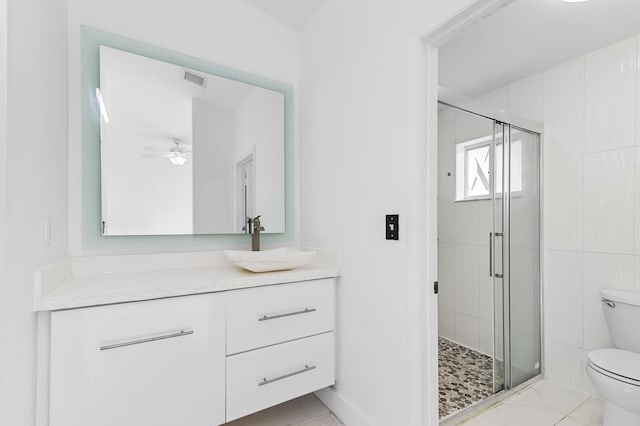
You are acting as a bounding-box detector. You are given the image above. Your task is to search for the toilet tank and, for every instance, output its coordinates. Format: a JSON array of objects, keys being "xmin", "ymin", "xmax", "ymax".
[{"xmin": 601, "ymin": 289, "xmax": 640, "ymax": 353}]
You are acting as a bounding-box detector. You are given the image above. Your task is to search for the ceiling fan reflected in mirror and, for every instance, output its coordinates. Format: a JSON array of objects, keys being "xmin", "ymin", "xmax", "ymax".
[{"xmin": 142, "ymin": 138, "xmax": 192, "ymax": 166}]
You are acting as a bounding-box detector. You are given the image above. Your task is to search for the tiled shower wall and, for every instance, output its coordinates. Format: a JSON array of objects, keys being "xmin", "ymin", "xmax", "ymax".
[
  {"xmin": 437, "ymin": 108, "xmax": 495, "ymax": 357},
  {"xmin": 440, "ymin": 34, "xmax": 640, "ymax": 396}
]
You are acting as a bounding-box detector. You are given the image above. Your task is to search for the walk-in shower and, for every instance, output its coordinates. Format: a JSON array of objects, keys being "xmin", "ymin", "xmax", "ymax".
[{"xmin": 437, "ymin": 102, "xmax": 541, "ymax": 420}]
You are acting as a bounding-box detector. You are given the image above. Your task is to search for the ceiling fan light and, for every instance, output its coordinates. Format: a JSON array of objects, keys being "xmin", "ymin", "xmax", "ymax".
[{"xmin": 169, "ymin": 156, "xmax": 187, "ymax": 166}]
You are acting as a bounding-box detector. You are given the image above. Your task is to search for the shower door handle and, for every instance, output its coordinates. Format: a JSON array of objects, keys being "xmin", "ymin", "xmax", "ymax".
[
  {"xmin": 494, "ymin": 232, "xmax": 503, "ymax": 279},
  {"xmin": 489, "ymin": 232, "xmax": 493, "ymax": 277}
]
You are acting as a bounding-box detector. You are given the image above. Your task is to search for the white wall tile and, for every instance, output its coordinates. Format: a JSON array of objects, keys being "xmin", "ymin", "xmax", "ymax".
[
  {"xmin": 437, "ymin": 188, "xmax": 456, "ymax": 243},
  {"xmin": 438, "ymin": 242, "xmax": 456, "ymax": 311},
  {"xmin": 543, "ymin": 156, "xmax": 583, "ymax": 251},
  {"xmin": 477, "ymin": 200, "xmax": 493, "ymax": 248},
  {"xmin": 438, "ymin": 173, "xmax": 455, "ymax": 203},
  {"xmin": 509, "ymin": 73, "xmax": 544, "ymax": 124},
  {"xmin": 543, "ymin": 57, "xmax": 585, "ymax": 160},
  {"xmin": 453, "ymin": 108, "xmax": 494, "ymax": 144},
  {"xmin": 476, "ymin": 87, "xmax": 510, "ymax": 113},
  {"xmin": 634, "ymin": 148, "xmax": 640, "ymax": 254},
  {"xmin": 455, "ymin": 244, "xmax": 480, "ymax": 317},
  {"xmin": 455, "ymin": 313, "xmax": 480, "ymax": 350},
  {"xmin": 438, "ymin": 307, "xmax": 455, "ymax": 341},
  {"xmin": 544, "ymin": 250, "xmax": 584, "ymax": 348},
  {"xmin": 584, "ymin": 36, "xmax": 637, "ymax": 154},
  {"xmin": 438, "ymin": 106, "xmax": 455, "ymax": 178},
  {"xmin": 511, "ymin": 328, "xmax": 540, "ymax": 380},
  {"xmin": 544, "ymin": 339, "xmax": 589, "ymax": 394},
  {"xmin": 479, "ymin": 319, "xmax": 493, "ymax": 356},
  {"xmin": 584, "ymin": 148, "xmax": 635, "ymax": 254},
  {"xmin": 511, "ymin": 247, "xmax": 539, "ymax": 335},
  {"xmin": 478, "ymin": 257, "xmax": 493, "ymax": 322},
  {"xmin": 637, "ymin": 35, "xmax": 640, "ymax": 149},
  {"xmin": 583, "ymin": 253, "xmax": 634, "ymax": 351},
  {"xmin": 455, "ymin": 202, "xmax": 480, "ymax": 245},
  {"xmin": 635, "ymin": 256, "xmax": 640, "ymax": 293}
]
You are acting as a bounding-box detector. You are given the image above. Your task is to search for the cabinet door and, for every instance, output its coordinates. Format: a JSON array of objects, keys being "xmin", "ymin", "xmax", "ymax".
[{"xmin": 50, "ymin": 294, "xmax": 225, "ymax": 426}]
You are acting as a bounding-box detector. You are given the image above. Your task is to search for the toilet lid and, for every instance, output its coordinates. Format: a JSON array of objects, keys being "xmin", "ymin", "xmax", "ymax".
[{"xmin": 588, "ymin": 349, "xmax": 640, "ymax": 384}]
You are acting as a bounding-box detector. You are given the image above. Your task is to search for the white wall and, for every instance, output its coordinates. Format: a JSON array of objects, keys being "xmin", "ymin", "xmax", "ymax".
[
  {"xmin": 464, "ymin": 34, "xmax": 640, "ymax": 396},
  {"xmin": 67, "ymin": 0, "xmax": 300, "ymax": 255},
  {"xmin": 1, "ymin": 0, "xmax": 68, "ymax": 425},
  {"xmin": 299, "ymin": 0, "xmax": 478, "ymax": 424},
  {"xmin": 102, "ymin": 127, "xmax": 194, "ymax": 235},
  {"xmin": 193, "ymin": 99, "xmax": 234, "ymax": 233},
  {"xmin": 234, "ymin": 89, "xmax": 285, "ymax": 233},
  {"xmin": 99, "ymin": 46, "xmax": 195, "ymax": 235},
  {"xmin": 0, "ymin": 0, "xmax": 8, "ymax": 420}
]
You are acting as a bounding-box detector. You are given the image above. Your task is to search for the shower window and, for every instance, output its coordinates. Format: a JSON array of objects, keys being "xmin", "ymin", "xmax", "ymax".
[{"xmin": 455, "ymin": 137, "xmax": 522, "ymax": 201}]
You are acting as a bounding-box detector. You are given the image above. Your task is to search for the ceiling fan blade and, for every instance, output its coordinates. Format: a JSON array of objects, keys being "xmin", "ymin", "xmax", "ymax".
[
  {"xmin": 142, "ymin": 153, "xmax": 171, "ymax": 158},
  {"xmin": 143, "ymin": 146, "xmax": 167, "ymax": 153}
]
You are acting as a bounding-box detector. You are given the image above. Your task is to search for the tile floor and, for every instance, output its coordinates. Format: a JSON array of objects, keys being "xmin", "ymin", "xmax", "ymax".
[
  {"xmin": 222, "ymin": 378, "xmax": 601, "ymax": 426},
  {"xmin": 225, "ymin": 394, "xmax": 342, "ymax": 426},
  {"xmin": 439, "ymin": 337, "xmax": 495, "ymax": 418},
  {"xmin": 461, "ymin": 379, "xmax": 604, "ymax": 426}
]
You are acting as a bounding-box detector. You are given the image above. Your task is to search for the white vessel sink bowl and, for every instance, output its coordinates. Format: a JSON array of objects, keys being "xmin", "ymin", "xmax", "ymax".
[{"xmin": 223, "ymin": 247, "xmax": 317, "ymax": 273}]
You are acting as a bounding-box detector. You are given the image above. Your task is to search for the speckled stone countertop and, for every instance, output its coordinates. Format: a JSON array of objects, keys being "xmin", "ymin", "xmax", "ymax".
[{"xmin": 34, "ymin": 251, "xmax": 339, "ymax": 312}]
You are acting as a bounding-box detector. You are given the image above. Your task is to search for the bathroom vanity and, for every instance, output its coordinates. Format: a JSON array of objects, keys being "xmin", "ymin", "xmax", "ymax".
[{"xmin": 34, "ymin": 252, "xmax": 339, "ymax": 426}]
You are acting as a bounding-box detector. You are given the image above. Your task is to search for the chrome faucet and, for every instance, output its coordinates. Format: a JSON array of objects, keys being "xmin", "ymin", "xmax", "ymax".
[{"xmin": 250, "ymin": 215, "xmax": 265, "ymax": 251}]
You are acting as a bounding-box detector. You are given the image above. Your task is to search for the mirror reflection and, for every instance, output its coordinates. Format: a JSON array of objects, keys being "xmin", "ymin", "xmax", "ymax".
[{"xmin": 99, "ymin": 46, "xmax": 285, "ymax": 236}]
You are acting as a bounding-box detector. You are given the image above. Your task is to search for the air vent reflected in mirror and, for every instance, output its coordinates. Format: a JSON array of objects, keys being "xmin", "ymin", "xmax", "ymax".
[{"xmin": 184, "ymin": 70, "xmax": 207, "ymax": 88}]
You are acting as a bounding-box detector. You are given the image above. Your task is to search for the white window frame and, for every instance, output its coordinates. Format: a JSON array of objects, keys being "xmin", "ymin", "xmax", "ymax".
[{"xmin": 455, "ymin": 136, "xmax": 523, "ymax": 202}]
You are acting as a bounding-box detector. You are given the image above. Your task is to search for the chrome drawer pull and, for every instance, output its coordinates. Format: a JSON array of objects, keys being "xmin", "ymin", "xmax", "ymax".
[
  {"xmin": 99, "ymin": 329, "xmax": 194, "ymax": 351},
  {"xmin": 258, "ymin": 364, "xmax": 316, "ymax": 386},
  {"xmin": 258, "ymin": 308, "xmax": 316, "ymax": 322}
]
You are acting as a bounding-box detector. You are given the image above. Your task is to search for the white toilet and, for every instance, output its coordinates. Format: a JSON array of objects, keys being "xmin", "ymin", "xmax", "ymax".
[{"xmin": 586, "ymin": 289, "xmax": 640, "ymax": 426}]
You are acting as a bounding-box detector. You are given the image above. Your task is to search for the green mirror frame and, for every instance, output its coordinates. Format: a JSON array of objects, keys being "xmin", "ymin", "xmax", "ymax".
[{"xmin": 81, "ymin": 26, "xmax": 294, "ymax": 252}]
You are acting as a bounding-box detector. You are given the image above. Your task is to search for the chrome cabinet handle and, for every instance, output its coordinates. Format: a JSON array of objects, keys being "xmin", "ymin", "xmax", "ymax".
[
  {"xmin": 258, "ymin": 364, "xmax": 316, "ymax": 386},
  {"xmin": 258, "ymin": 308, "xmax": 316, "ymax": 322},
  {"xmin": 99, "ymin": 329, "xmax": 193, "ymax": 351}
]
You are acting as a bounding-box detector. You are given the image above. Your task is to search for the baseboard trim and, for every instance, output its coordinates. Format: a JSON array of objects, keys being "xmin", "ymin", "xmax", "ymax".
[{"xmin": 315, "ymin": 387, "xmax": 373, "ymax": 426}]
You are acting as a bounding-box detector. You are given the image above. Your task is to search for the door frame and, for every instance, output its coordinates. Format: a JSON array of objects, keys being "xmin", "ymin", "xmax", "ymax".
[{"xmin": 403, "ymin": 1, "xmax": 526, "ymax": 424}]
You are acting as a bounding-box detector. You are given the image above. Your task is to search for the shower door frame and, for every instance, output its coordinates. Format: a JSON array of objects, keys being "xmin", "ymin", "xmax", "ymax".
[
  {"xmin": 435, "ymin": 105, "xmax": 544, "ymax": 425},
  {"xmin": 438, "ymin": 101, "xmax": 542, "ymax": 397}
]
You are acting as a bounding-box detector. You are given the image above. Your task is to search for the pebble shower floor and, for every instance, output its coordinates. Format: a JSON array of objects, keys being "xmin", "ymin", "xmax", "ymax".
[{"xmin": 438, "ymin": 337, "xmax": 495, "ymax": 419}]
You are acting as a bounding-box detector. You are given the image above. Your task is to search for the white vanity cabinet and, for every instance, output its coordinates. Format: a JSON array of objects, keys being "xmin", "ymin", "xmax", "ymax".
[
  {"xmin": 46, "ymin": 277, "xmax": 336, "ymax": 426},
  {"xmin": 226, "ymin": 279, "xmax": 335, "ymax": 421},
  {"xmin": 49, "ymin": 293, "xmax": 226, "ymax": 426}
]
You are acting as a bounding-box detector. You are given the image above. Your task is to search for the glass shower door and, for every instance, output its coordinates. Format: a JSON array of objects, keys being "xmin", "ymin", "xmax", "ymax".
[
  {"xmin": 508, "ymin": 126, "xmax": 541, "ymax": 386},
  {"xmin": 437, "ymin": 102, "xmax": 541, "ymax": 411},
  {"xmin": 492, "ymin": 123, "xmax": 542, "ymax": 390},
  {"xmin": 492, "ymin": 122, "xmax": 507, "ymax": 392}
]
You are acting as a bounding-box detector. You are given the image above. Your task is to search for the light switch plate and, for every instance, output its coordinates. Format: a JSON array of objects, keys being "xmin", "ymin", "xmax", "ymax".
[{"xmin": 386, "ymin": 214, "xmax": 398, "ymax": 240}]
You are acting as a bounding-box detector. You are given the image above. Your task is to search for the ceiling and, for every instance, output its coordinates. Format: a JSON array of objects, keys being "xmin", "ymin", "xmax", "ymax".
[
  {"xmin": 439, "ymin": 0, "xmax": 640, "ymax": 97},
  {"xmin": 101, "ymin": 46, "xmax": 260, "ymax": 148},
  {"xmin": 243, "ymin": 0, "xmax": 325, "ymax": 31}
]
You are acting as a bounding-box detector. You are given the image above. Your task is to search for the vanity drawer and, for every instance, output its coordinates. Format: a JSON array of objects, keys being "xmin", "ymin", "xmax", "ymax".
[
  {"xmin": 226, "ymin": 331, "xmax": 335, "ymax": 421},
  {"xmin": 49, "ymin": 294, "xmax": 226, "ymax": 426},
  {"xmin": 226, "ymin": 278, "xmax": 335, "ymax": 354}
]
